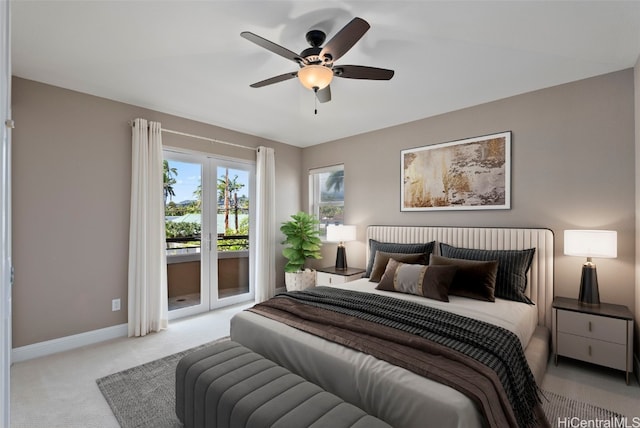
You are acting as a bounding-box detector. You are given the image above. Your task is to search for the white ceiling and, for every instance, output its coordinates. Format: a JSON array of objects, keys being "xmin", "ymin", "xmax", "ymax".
[{"xmin": 11, "ymin": 1, "xmax": 640, "ymax": 147}]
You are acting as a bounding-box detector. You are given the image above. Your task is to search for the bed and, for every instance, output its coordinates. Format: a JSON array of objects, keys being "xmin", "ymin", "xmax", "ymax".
[{"xmin": 230, "ymin": 226, "xmax": 554, "ymax": 428}]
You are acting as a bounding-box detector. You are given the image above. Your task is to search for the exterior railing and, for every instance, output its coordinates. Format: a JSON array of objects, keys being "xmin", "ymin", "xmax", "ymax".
[{"xmin": 166, "ymin": 234, "xmax": 249, "ymax": 251}]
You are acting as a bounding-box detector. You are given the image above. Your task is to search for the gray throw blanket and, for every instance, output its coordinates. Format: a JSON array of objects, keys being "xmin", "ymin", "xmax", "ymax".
[{"xmin": 251, "ymin": 287, "xmax": 548, "ymax": 428}]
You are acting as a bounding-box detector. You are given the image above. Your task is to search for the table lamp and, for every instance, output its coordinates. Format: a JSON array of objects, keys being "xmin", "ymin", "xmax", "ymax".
[
  {"xmin": 564, "ymin": 230, "xmax": 617, "ymax": 306},
  {"xmin": 326, "ymin": 225, "xmax": 357, "ymax": 270}
]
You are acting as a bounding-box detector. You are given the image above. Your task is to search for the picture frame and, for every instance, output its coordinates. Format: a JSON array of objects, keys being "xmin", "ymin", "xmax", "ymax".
[{"xmin": 401, "ymin": 131, "xmax": 511, "ymax": 211}]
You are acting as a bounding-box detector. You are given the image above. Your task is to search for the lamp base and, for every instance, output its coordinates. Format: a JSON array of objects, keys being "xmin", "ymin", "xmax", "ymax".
[
  {"xmin": 578, "ymin": 264, "xmax": 600, "ymax": 306},
  {"xmin": 335, "ymin": 246, "xmax": 347, "ymax": 270}
]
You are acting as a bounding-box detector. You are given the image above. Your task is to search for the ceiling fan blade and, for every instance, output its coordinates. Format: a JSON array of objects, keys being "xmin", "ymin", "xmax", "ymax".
[
  {"xmin": 316, "ymin": 85, "xmax": 331, "ymax": 103},
  {"xmin": 334, "ymin": 65, "xmax": 395, "ymax": 80},
  {"xmin": 250, "ymin": 72, "xmax": 298, "ymax": 88},
  {"xmin": 241, "ymin": 31, "xmax": 306, "ymax": 65},
  {"xmin": 319, "ymin": 17, "xmax": 370, "ymax": 62}
]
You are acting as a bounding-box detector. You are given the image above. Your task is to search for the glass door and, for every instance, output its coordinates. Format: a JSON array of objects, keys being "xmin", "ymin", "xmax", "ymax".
[
  {"xmin": 163, "ymin": 150, "xmax": 254, "ymax": 319},
  {"xmin": 164, "ymin": 152, "xmax": 205, "ymax": 319},
  {"xmin": 211, "ymin": 163, "xmax": 254, "ymax": 308}
]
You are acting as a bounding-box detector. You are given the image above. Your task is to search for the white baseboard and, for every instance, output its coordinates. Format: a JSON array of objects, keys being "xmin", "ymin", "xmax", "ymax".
[{"xmin": 11, "ymin": 323, "xmax": 128, "ymax": 363}]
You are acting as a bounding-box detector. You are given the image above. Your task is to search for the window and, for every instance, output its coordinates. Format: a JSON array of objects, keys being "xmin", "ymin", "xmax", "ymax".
[{"xmin": 309, "ymin": 164, "xmax": 344, "ymax": 239}]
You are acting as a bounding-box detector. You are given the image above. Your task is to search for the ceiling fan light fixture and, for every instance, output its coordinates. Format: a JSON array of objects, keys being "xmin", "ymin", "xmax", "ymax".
[{"xmin": 297, "ymin": 65, "xmax": 333, "ymax": 90}]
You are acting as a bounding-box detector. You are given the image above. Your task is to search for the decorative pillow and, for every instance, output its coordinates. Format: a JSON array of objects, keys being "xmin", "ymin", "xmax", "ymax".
[
  {"xmin": 376, "ymin": 258, "xmax": 457, "ymax": 302},
  {"xmin": 429, "ymin": 255, "xmax": 498, "ymax": 302},
  {"xmin": 439, "ymin": 244, "xmax": 535, "ymax": 304},
  {"xmin": 365, "ymin": 239, "xmax": 435, "ymax": 278},
  {"xmin": 369, "ymin": 251, "xmax": 427, "ymax": 282}
]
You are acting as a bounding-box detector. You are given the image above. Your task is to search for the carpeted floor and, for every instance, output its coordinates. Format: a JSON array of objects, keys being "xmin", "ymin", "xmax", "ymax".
[
  {"xmin": 96, "ymin": 338, "xmax": 230, "ymax": 428},
  {"xmin": 97, "ymin": 339, "xmax": 625, "ymax": 428}
]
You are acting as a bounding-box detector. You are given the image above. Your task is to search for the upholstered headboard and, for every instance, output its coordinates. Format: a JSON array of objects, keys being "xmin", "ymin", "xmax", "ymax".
[{"xmin": 366, "ymin": 226, "xmax": 555, "ymax": 328}]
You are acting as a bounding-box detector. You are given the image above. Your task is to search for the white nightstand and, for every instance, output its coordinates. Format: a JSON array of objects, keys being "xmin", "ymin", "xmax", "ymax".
[
  {"xmin": 553, "ymin": 296, "xmax": 634, "ymax": 384},
  {"xmin": 316, "ymin": 266, "xmax": 365, "ymax": 286}
]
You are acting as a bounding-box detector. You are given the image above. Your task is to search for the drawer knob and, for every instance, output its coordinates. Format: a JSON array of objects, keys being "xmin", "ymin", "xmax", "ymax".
[
  {"xmin": 588, "ymin": 321, "xmax": 592, "ymax": 332},
  {"xmin": 588, "ymin": 345, "xmax": 592, "ymax": 356}
]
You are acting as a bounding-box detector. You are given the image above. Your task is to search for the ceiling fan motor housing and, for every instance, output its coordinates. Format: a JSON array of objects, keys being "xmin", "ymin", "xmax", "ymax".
[
  {"xmin": 305, "ymin": 30, "xmax": 326, "ymax": 47},
  {"xmin": 301, "ymin": 30, "xmax": 332, "ymax": 65}
]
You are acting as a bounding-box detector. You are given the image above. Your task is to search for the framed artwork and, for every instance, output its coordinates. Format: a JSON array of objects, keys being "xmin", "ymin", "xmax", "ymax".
[{"xmin": 401, "ymin": 131, "xmax": 511, "ymax": 211}]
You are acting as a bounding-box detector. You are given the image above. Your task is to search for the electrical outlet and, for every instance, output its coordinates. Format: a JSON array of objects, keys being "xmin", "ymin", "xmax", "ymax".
[{"xmin": 112, "ymin": 298, "xmax": 121, "ymax": 311}]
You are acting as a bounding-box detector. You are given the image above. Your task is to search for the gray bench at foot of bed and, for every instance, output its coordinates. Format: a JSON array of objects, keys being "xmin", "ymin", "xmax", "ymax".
[{"xmin": 176, "ymin": 340, "xmax": 391, "ymax": 428}]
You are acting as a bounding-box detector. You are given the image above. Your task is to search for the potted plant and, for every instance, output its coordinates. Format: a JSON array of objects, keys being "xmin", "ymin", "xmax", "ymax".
[{"xmin": 280, "ymin": 211, "xmax": 322, "ymax": 291}]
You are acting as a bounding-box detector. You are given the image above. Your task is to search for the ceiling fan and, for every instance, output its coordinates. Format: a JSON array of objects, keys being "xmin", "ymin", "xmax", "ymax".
[{"xmin": 241, "ymin": 17, "xmax": 394, "ymax": 104}]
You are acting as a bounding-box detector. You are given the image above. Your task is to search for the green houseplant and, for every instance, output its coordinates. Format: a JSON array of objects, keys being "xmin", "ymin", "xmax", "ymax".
[{"xmin": 280, "ymin": 212, "xmax": 322, "ymax": 290}]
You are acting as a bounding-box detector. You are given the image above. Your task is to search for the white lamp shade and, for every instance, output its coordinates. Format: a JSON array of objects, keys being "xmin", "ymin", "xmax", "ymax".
[
  {"xmin": 297, "ymin": 65, "xmax": 333, "ymax": 90},
  {"xmin": 564, "ymin": 230, "xmax": 617, "ymax": 258},
  {"xmin": 326, "ymin": 225, "xmax": 356, "ymax": 243}
]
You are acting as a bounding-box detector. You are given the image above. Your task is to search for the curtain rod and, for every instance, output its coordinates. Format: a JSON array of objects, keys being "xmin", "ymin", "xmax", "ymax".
[{"xmin": 129, "ymin": 120, "xmax": 257, "ymax": 152}]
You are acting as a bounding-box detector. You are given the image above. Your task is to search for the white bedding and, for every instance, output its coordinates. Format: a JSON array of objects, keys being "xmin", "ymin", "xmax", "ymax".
[{"xmin": 230, "ymin": 279, "xmax": 541, "ymax": 428}]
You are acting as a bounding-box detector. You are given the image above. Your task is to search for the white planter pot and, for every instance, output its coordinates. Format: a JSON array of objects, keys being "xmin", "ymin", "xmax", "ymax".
[{"xmin": 285, "ymin": 269, "xmax": 316, "ymax": 291}]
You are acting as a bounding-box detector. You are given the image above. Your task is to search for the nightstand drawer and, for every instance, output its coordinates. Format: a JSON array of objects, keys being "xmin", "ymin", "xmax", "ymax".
[
  {"xmin": 557, "ymin": 310, "xmax": 627, "ymax": 344},
  {"xmin": 316, "ymin": 271, "xmax": 363, "ymax": 286},
  {"xmin": 317, "ymin": 272, "xmax": 345, "ymax": 286},
  {"xmin": 556, "ymin": 332, "xmax": 627, "ymax": 371}
]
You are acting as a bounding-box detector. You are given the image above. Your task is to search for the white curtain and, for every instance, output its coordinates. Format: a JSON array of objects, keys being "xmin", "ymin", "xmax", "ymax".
[
  {"xmin": 128, "ymin": 118, "xmax": 168, "ymax": 336},
  {"xmin": 254, "ymin": 146, "xmax": 276, "ymax": 302}
]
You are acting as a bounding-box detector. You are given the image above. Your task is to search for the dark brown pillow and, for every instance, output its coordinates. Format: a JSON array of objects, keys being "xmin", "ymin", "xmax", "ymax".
[
  {"xmin": 429, "ymin": 254, "xmax": 498, "ymax": 302},
  {"xmin": 376, "ymin": 258, "xmax": 457, "ymax": 302},
  {"xmin": 369, "ymin": 251, "xmax": 427, "ymax": 282}
]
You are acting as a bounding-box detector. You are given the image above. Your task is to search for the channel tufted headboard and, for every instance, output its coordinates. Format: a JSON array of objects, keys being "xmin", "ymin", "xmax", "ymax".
[{"xmin": 366, "ymin": 226, "xmax": 555, "ymax": 328}]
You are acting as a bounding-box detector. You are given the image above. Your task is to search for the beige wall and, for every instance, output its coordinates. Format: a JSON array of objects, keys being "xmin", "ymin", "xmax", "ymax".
[
  {"xmin": 11, "ymin": 69, "xmax": 638, "ymax": 349},
  {"xmin": 11, "ymin": 77, "xmax": 301, "ymax": 347},
  {"xmin": 303, "ymin": 69, "xmax": 636, "ymax": 315}
]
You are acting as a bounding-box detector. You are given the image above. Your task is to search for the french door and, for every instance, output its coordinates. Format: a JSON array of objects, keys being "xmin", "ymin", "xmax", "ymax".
[{"xmin": 163, "ymin": 150, "xmax": 254, "ymax": 320}]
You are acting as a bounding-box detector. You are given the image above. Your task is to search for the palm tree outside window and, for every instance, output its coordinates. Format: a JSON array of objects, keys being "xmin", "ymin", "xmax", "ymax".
[{"xmin": 309, "ymin": 164, "xmax": 345, "ymax": 239}]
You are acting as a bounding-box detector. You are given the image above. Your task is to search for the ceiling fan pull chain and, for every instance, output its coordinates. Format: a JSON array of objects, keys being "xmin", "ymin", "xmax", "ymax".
[{"xmin": 314, "ymin": 87, "xmax": 319, "ymax": 115}]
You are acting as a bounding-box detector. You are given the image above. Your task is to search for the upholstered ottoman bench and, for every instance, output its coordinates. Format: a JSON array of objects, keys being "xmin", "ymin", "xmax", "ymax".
[{"xmin": 176, "ymin": 340, "xmax": 391, "ymax": 428}]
